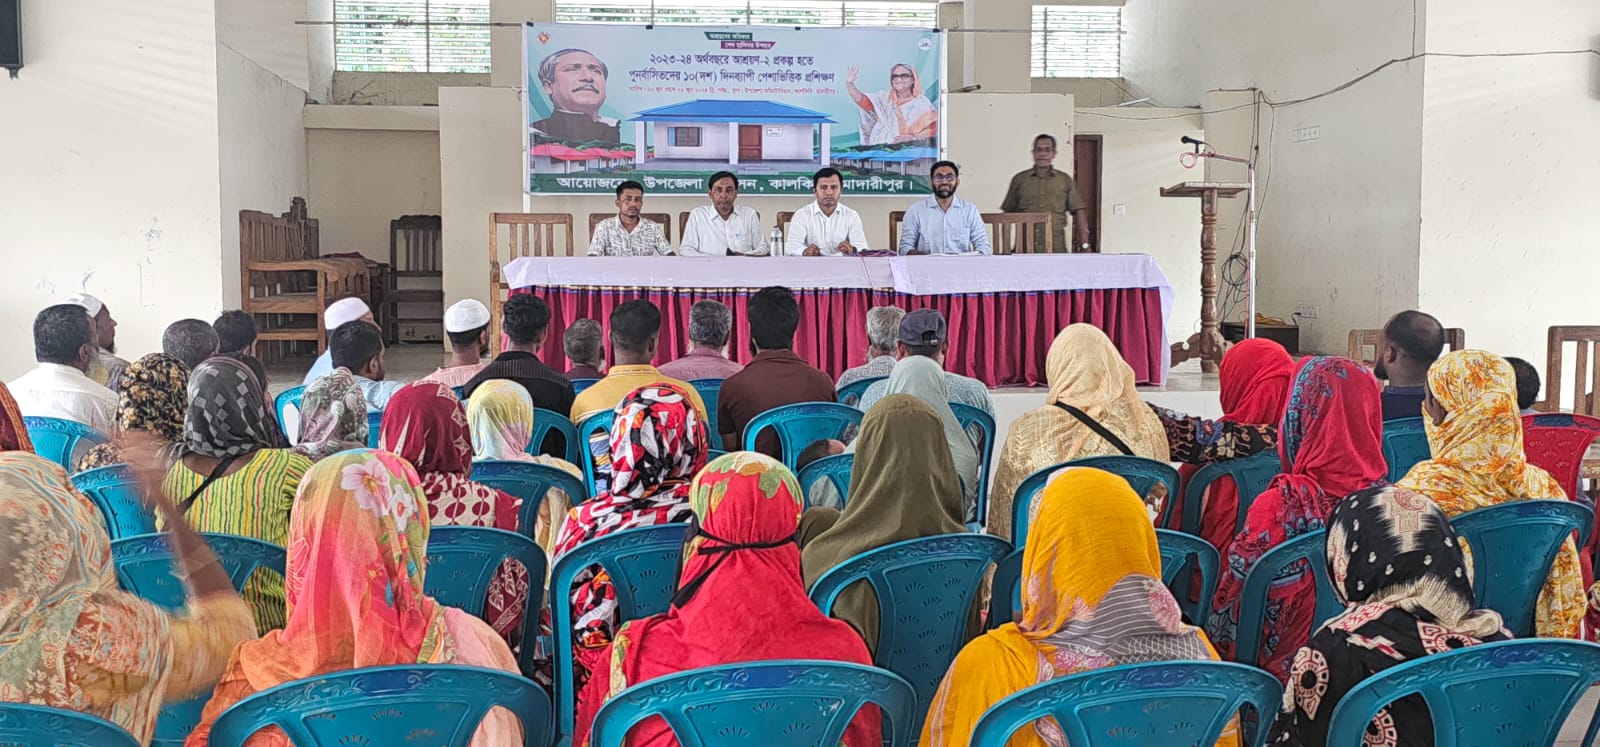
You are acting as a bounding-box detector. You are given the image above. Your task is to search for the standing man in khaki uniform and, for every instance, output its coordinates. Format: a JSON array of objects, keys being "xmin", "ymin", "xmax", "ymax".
[{"xmin": 1000, "ymin": 133, "xmax": 1090, "ymax": 252}]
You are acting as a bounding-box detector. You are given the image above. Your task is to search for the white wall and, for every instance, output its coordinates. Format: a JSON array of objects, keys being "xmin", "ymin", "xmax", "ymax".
[
  {"xmin": 441, "ymin": 86, "xmax": 529, "ymax": 310},
  {"xmin": 216, "ymin": 0, "xmax": 310, "ymax": 91},
  {"xmin": 652, "ymin": 122, "xmax": 731, "ymax": 160},
  {"xmin": 762, "ymin": 125, "xmax": 813, "ymax": 160},
  {"xmin": 0, "ymin": 0, "xmax": 225, "ymax": 380},
  {"xmin": 308, "ymin": 129, "xmax": 443, "ymax": 260}
]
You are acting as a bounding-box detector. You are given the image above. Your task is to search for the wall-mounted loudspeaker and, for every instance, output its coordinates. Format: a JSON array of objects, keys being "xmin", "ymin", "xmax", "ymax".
[{"xmin": 0, "ymin": 0, "xmax": 20, "ymax": 77}]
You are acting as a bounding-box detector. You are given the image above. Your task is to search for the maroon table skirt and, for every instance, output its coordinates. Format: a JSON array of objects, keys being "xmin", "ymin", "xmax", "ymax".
[{"xmin": 513, "ymin": 286, "xmax": 1166, "ymax": 387}]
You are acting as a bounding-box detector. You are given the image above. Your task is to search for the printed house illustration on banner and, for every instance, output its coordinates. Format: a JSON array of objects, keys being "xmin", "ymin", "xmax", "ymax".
[{"xmin": 629, "ymin": 99, "xmax": 837, "ymax": 168}]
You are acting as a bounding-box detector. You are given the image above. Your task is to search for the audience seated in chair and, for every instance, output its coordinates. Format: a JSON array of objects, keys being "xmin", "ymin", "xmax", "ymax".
[
  {"xmin": 163, "ymin": 357, "xmax": 312, "ymax": 634},
  {"xmin": 572, "ymin": 453, "xmax": 880, "ymax": 747},
  {"xmin": 65, "ymin": 292, "xmax": 131, "ymax": 389},
  {"xmin": 9, "ymin": 303, "xmax": 119, "ymax": 434},
  {"xmin": 464, "ymin": 296, "xmax": 575, "ymax": 430},
  {"xmin": 301, "ymin": 296, "xmax": 372, "ymax": 386},
  {"xmin": 1397, "ymin": 350, "xmax": 1580, "ymax": 638},
  {"xmin": 563, "ymin": 318, "xmax": 607, "ymax": 381},
  {"xmin": 716, "ymin": 286, "xmax": 836, "ymax": 456},
  {"xmin": 161, "ymin": 319, "xmax": 219, "ymax": 372},
  {"xmin": 858, "ymin": 308, "xmax": 995, "ymax": 419},
  {"xmin": 570, "ymin": 300, "xmax": 706, "ymax": 422},
  {"xmin": 326, "ymin": 320, "xmax": 402, "ymax": 413},
  {"xmin": 836, "ymin": 305, "xmax": 904, "ymax": 389},
  {"xmin": 657, "ymin": 300, "xmax": 743, "ymax": 381},
  {"xmin": 1375, "ymin": 310, "xmax": 1446, "ymax": 421},
  {"xmin": 214, "ymin": 309, "xmax": 270, "ymax": 395},
  {"xmin": 185, "ymin": 450, "xmax": 525, "ymax": 747},
  {"xmin": 1207, "ymin": 356, "xmax": 1387, "ymax": 682},
  {"xmin": 988, "ymin": 323, "xmax": 1169, "ymax": 542},
  {"xmin": 860, "ymin": 357, "xmax": 981, "ymax": 518},
  {"xmin": 800, "ymin": 395, "xmax": 970, "ymax": 654},
  {"xmin": 0, "ymin": 451, "xmax": 255, "ymax": 746},
  {"xmin": 0, "ymin": 383, "xmax": 33, "ymax": 453},
  {"xmin": 422, "ymin": 299, "xmax": 493, "ymax": 390},
  {"xmin": 799, "ymin": 437, "xmax": 848, "ymax": 509},
  {"xmin": 293, "ymin": 368, "xmax": 369, "ymax": 461},
  {"xmin": 465, "ymin": 379, "xmax": 583, "ymax": 557},
  {"xmin": 921, "ymin": 467, "xmax": 1237, "ymax": 747},
  {"xmin": 1268, "ymin": 486, "xmax": 1511, "ymax": 746},
  {"xmin": 75, "ymin": 353, "xmax": 190, "ymax": 474},
  {"xmin": 1506, "ymin": 355, "xmax": 1543, "ymax": 415}
]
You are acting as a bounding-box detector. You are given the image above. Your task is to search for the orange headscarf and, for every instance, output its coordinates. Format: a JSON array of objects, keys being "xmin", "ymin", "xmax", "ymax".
[{"xmin": 0, "ymin": 381, "xmax": 33, "ymax": 452}]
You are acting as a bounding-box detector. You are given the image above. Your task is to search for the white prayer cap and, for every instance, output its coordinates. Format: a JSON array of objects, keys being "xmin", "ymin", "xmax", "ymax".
[
  {"xmin": 324, "ymin": 297, "xmax": 371, "ymax": 330},
  {"xmin": 65, "ymin": 293, "xmax": 104, "ymax": 316},
  {"xmin": 444, "ymin": 299, "xmax": 491, "ymax": 333}
]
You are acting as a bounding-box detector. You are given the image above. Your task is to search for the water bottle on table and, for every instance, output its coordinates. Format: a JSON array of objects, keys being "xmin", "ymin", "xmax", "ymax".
[{"xmin": 769, "ymin": 227, "xmax": 784, "ymax": 258}]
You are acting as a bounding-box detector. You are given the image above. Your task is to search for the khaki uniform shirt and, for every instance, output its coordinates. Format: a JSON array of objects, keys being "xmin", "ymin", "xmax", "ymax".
[{"xmin": 1001, "ymin": 167, "xmax": 1085, "ymax": 251}]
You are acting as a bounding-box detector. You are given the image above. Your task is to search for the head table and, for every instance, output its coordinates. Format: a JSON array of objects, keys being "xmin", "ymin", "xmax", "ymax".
[{"xmin": 503, "ymin": 254, "xmax": 1175, "ymax": 387}]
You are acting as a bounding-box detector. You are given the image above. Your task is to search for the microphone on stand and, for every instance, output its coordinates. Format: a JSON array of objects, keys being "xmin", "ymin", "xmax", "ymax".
[{"xmin": 1181, "ymin": 135, "xmax": 1207, "ymax": 152}]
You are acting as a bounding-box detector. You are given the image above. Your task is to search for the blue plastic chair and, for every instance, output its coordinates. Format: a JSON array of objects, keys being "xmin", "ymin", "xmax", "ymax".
[
  {"xmin": 969, "ymin": 661, "xmax": 1284, "ymax": 747},
  {"xmin": 550, "ymin": 524, "xmax": 691, "ymax": 746},
  {"xmin": 688, "ymin": 378, "xmax": 723, "ymax": 443},
  {"xmin": 0, "ymin": 703, "xmax": 140, "ymax": 747},
  {"xmin": 576, "ymin": 409, "xmax": 613, "ymax": 497},
  {"xmin": 1235, "ymin": 528, "xmax": 1342, "ymax": 669},
  {"xmin": 23, "ymin": 416, "xmax": 107, "ymax": 471},
  {"xmin": 471, "ymin": 459, "xmax": 591, "ymax": 529},
  {"xmin": 798, "ymin": 453, "xmax": 854, "ymax": 508},
  {"xmin": 1011, "ymin": 456, "xmax": 1182, "ymax": 547},
  {"xmin": 951, "ymin": 403, "xmax": 997, "ymax": 526},
  {"xmin": 1382, "ymin": 416, "xmax": 1430, "ymax": 483},
  {"xmin": 366, "ymin": 410, "xmax": 383, "ymax": 448},
  {"xmin": 987, "ymin": 548, "xmax": 1024, "ymax": 630},
  {"xmin": 809, "ymin": 534, "xmax": 1011, "ymax": 735},
  {"xmin": 837, "ymin": 375, "xmax": 886, "ymax": 408},
  {"xmin": 530, "ymin": 407, "xmax": 582, "ymax": 465},
  {"xmin": 1156, "ymin": 529, "xmax": 1222, "ymax": 625},
  {"xmin": 743, "ymin": 402, "xmax": 863, "ymax": 470},
  {"xmin": 424, "ymin": 526, "xmax": 548, "ymax": 676},
  {"xmin": 71, "ymin": 463, "xmax": 156, "ymax": 540},
  {"xmin": 209, "ymin": 665, "xmax": 551, "ymax": 747},
  {"xmin": 704, "ymin": 448, "xmax": 728, "ymax": 462},
  {"xmin": 451, "ymin": 384, "xmax": 467, "ymax": 400},
  {"xmin": 571, "ymin": 377, "xmax": 600, "ymax": 394},
  {"xmin": 1180, "ymin": 450, "xmax": 1283, "ymax": 536},
  {"xmin": 1326, "ymin": 639, "xmax": 1600, "ymax": 747},
  {"xmin": 273, "ymin": 385, "xmax": 306, "ymax": 445},
  {"xmin": 1449, "ymin": 500, "xmax": 1594, "ymax": 637},
  {"xmin": 590, "ymin": 661, "xmax": 919, "ymax": 747}
]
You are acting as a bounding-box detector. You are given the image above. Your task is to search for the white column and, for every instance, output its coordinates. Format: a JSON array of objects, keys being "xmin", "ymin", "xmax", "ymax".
[
  {"xmin": 728, "ymin": 122, "xmax": 740, "ymax": 165},
  {"xmin": 634, "ymin": 121, "xmax": 647, "ymax": 166},
  {"xmin": 819, "ymin": 123, "xmax": 832, "ymax": 166}
]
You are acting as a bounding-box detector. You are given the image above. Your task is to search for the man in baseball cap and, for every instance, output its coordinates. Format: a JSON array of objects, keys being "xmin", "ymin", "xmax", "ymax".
[
  {"xmin": 302, "ymin": 297, "xmax": 374, "ymax": 385},
  {"xmin": 856, "ymin": 308, "xmax": 995, "ymax": 419},
  {"xmin": 419, "ymin": 299, "xmax": 493, "ymax": 389},
  {"xmin": 64, "ymin": 292, "xmax": 129, "ymax": 388}
]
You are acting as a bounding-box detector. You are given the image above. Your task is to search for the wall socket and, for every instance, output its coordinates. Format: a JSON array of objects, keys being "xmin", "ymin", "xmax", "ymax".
[
  {"xmin": 1294, "ymin": 304, "xmax": 1320, "ymax": 319},
  {"xmin": 1112, "ymin": 203, "xmax": 1127, "ymax": 216}
]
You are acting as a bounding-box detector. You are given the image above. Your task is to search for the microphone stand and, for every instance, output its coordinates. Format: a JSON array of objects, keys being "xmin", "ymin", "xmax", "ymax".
[{"xmin": 1190, "ymin": 147, "xmax": 1259, "ymax": 339}]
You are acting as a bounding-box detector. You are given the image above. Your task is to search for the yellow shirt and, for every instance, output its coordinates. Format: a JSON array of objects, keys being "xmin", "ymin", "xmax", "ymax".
[{"xmin": 569, "ymin": 364, "xmax": 709, "ymax": 422}]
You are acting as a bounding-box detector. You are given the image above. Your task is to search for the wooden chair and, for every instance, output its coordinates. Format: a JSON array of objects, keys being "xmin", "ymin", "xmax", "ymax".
[
  {"xmin": 1347, "ymin": 328, "xmax": 1467, "ymax": 368},
  {"xmin": 776, "ymin": 211, "xmax": 795, "ymax": 237},
  {"xmin": 1543, "ymin": 327, "xmax": 1600, "ymax": 415},
  {"xmin": 586, "ymin": 212, "xmax": 673, "ymax": 249},
  {"xmin": 888, "ymin": 210, "xmax": 906, "ymax": 253},
  {"xmin": 386, "ymin": 215, "xmax": 443, "ymax": 343},
  {"xmin": 239, "ymin": 198, "xmax": 369, "ymax": 363},
  {"xmin": 489, "ymin": 213, "xmax": 574, "ymax": 354},
  {"xmin": 982, "ymin": 212, "xmax": 1053, "ymax": 255},
  {"xmin": 678, "ymin": 211, "xmax": 692, "ymax": 241}
]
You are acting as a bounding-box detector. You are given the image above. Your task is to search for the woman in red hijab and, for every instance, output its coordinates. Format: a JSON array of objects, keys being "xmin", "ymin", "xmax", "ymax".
[
  {"xmin": 572, "ymin": 452, "xmax": 879, "ymax": 747},
  {"xmin": 0, "ymin": 381, "xmax": 33, "ymax": 452},
  {"xmin": 1205, "ymin": 356, "xmax": 1388, "ymax": 681}
]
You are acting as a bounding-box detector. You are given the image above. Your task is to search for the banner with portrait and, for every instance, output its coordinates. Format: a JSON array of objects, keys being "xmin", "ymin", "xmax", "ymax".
[{"xmin": 524, "ymin": 23, "xmax": 943, "ymax": 196}]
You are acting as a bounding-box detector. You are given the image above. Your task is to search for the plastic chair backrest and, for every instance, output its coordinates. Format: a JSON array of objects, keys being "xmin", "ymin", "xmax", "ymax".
[
  {"xmin": 470, "ymin": 459, "xmax": 590, "ymax": 530},
  {"xmin": 274, "ymin": 385, "xmax": 306, "ymax": 446},
  {"xmin": 366, "ymin": 411, "xmax": 383, "ymax": 448},
  {"xmin": 0, "ymin": 703, "xmax": 140, "ymax": 747},
  {"xmin": 1180, "ymin": 451, "xmax": 1284, "ymax": 537},
  {"xmin": 571, "ymin": 378, "xmax": 600, "ymax": 394},
  {"xmin": 452, "ymin": 385, "xmax": 467, "ymax": 400},
  {"xmin": 797, "ymin": 453, "xmax": 854, "ymax": 508},
  {"xmin": 71, "ymin": 464, "xmax": 156, "ymax": 540},
  {"xmin": 550, "ymin": 524, "xmax": 690, "ymax": 744},
  {"xmin": 687, "ymin": 378, "xmax": 723, "ymax": 443},
  {"xmin": 1235, "ymin": 528, "xmax": 1341, "ymax": 669},
  {"xmin": 809, "ymin": 534, "xmax": 1011, "ymax": 734},
  {"xmin": 424, "ymin": 526, "xmax": 547, "ymax": 675},
  {"xmin": 209, "ymin": 665, "xmax": 552, "ymax": 747},
  {"xmin": 837, "ymin": 376, "xmax": 885, "ymax": 407},
  {"xmin": 576, "ymin": 409, "xmax": 613, "ymax": 497},
  {"xmin": 743, "ymin": 402, "xmax": 864, "ymax": 470},
  {"xmin": 1012, "ymin": 456, "xmax": 1181, "ymax": 547},
  {"xmin": 1449, "ymin": 500, "xmax": 1593, "ymax": 637},
  {"xmin": 590, "ymin": 661, "xmax": 919, "ymax": 747},
  {"xmin": 1382, "ymin": 416, "xmax": 1431, "ymax": 483},
  {"xmin": 1326, "ymin": 639, "xmax": 1600, "ymax": 747},
  {"xmin": 23, "ymin": 416, "xmax": 108, "ymax": 471},
  {"xmin": 986, "ymin": 548, "xmax": 1024, "ymax": 630},
  {"xmin": 969, "ymin": 661, "xmax": 1283, "ymax": 747},
  {"xmin": 531, "ymin": 407, "xmax": 583, "ymax": 465},
  {"xmin": 1156, "ymin": 529, "xmax": 1222, "ymax": 625},
  {"xmin": 1522, "ymin": 413, "xmax": 1600, "ymax": 503},
  {"xmin": 950, "ymin": 403, "xmax": 997, "ymax": 525}
]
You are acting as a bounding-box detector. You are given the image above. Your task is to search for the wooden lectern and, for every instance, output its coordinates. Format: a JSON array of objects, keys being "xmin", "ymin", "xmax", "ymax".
[{"xmin": 1161, "ymin": 181, "xmax": 1248, "ymax": 374}]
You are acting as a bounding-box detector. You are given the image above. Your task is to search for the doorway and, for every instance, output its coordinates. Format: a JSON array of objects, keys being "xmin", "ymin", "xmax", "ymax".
[
  {"xmin": 1073, "ymin": 134, "xmax": 1103, "ymax": 253},
  {"xmin": 738, "ymin": 125, "xmax": 763, "ymax": 162}
]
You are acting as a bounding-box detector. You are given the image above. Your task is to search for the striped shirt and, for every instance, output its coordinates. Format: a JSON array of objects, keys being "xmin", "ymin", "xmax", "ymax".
[{"xmin": 160, "ymin": 448, "xmax": 313, "ymax": 633}]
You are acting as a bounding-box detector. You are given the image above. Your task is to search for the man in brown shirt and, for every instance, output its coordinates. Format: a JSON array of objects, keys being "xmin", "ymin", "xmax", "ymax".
[
  {"xmin": 1000, "ymin": 133, "xmax": 1090, "ymax": 252},
  {"xmin": 717, "ymin": 286, "xmax": 837, "ymax": 457}
]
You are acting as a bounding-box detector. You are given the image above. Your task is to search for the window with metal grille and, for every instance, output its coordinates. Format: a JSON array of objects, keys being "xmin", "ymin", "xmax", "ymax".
[
  {"xmin": 553, "ymin": 1, "xmax": 937, "ymax": 28},
  {"xmin": 669, "ymin": 127, "xmax": 703, "ymax": 146},
  {"xmin": 1031, "ymin": 5, "xmax": 1120, "ymax": 78},
  {"xmin": 335, "ymin": 0, "xmax": 492, "ymax": 73}
]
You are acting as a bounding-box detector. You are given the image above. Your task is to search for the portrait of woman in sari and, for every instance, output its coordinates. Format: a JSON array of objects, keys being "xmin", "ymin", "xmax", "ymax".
[{"xmin": 847, "ymin": 62, "xmax": 936, "ymax": 145}]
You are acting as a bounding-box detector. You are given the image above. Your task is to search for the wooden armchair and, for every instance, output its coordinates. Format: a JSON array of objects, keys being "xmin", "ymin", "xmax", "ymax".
[
  {"xmin": 678, "ymin": 211, "xmax": 692, "ymax": 240},
  {"xmin": 386, "ymin": 215, "xmax": 443, "ymax": 343},
  {"xmin": 982, "ymin": 212, "xmax": 1053, "ymax": 255},
  {"xmin": 489, "ymin": 212, "xmax": 574, "ymax": 353},
  {"xmin": 1347, "ymin": 328, "xmax": 1467, "ymax": 368},
  {"xmin": 240, "ymin": 198, "xmax": 369, "ymax": 363},
  {"xmin": 586, "ymin": 212, "xmax": 673, "ymax": 250},
  {"xmin": 888, "ymin": 210, "xmax": 906, "ymax": 253},
  {"xmin": 1543, "ymin": 326, "xmax": 1600, "ymax": 415}
]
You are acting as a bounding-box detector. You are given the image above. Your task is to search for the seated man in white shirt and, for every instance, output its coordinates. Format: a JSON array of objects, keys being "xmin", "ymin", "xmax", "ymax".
[
  {"xmin": 65, "ymin": 292, "xmax": 130, "ymax": 389},
  {"xmin": 899, "ymin": 160, "xmax": 992, "ymax": 256},
  {"xmin": 302, "ymin": 297, "xmax": 372, "ymax": 385},
  {"xmin": 324, "ymin": 321, "xmax": 404, "ymax": 413},
  {"xmin": 8, "ymin": 304, "xmax": 119, "ymax": 434},
  {"xmin": 785, "ymin": 167, "xmax": 869, "ymax": 256},
  {"xmin": 680, "ymin": 171, "xmax": 768, "ymax": 257},
  {"xmin": 588, "ymin": 180, "xmax": 673, "ymax": 256}
]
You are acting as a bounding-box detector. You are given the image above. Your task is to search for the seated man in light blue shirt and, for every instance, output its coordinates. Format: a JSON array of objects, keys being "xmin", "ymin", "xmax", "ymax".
[
  {"xmin": 898, "ymin": 160, "xmax": 992, "ymax": 256},
  {"xmin": 328, "ymin": 320, "xmax": 403, "ymax": 413},
  {"xmin": 303, "ymin": 296, "xmax": 373, "ymax": 385}
]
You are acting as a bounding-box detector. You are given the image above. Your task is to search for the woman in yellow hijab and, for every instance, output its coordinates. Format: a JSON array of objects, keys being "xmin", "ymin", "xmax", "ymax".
[
  {"xmin": 1397, "ymin": 349, "xmax": 1580, "ymax": 638},
  {"xmin": 987, "ymin": 324, "xmax": 1169, "ymax": 541},
  {"xmin": 922, "ymin": 467, "xmax": 1235, "ymax": 747}
]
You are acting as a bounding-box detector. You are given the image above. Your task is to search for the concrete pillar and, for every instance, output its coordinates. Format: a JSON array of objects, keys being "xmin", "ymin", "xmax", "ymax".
[
  {"xmin": 968, "ymin": 0, "xmax": 1030, "ymax": 93},
  {"xmin": 635, "ymin": 121, "xmax": 647, "ymax": 165},
  {"xmin": 820, "ymin": 123, "xmax": 832, "ymax": 166},
  {"xmin": 491, "ymin": 0, "xmax": 550, "ymax": 89}
]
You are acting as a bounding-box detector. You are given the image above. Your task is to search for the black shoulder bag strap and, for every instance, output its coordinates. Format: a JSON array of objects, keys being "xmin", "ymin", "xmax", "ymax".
[
  {"xmin": 1052, "ymin": 403, "xmax": 1136, "ymax": 456},
  {"xmin": 177, "ymin": 453, "xmax": 241, "ymax": 516}
]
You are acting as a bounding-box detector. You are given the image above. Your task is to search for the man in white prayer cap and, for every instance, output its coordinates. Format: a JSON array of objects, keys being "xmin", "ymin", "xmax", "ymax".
[
  {"xmin": 64, "ymin": 292, "xmax": 130, "ymax": 388},
  {"xmin": 301, "ymin": 297, "xmax": 374, "ymax": 385},
  {"xmin": 418, "ymin": 299, "xmax": 492, "ymax": 389}
]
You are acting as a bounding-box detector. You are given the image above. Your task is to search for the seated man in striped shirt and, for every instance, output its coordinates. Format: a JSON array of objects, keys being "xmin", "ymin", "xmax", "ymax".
[{"xmin": 588, "ymin": 180, "xmax": 672, "ymax": 256}]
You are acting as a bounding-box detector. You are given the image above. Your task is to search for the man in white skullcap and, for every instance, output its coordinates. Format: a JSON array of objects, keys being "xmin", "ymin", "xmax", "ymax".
[
  {"xmin": 302, "ymin": 297, "xmax": 374, "ymax": 385},
  {"xmin": 64, "ymin": 292, "xmax": 130, "ymax": 388},
  {"xmin": 418, "ymin": 299, "xmax": 492, "ymax": 389}
]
